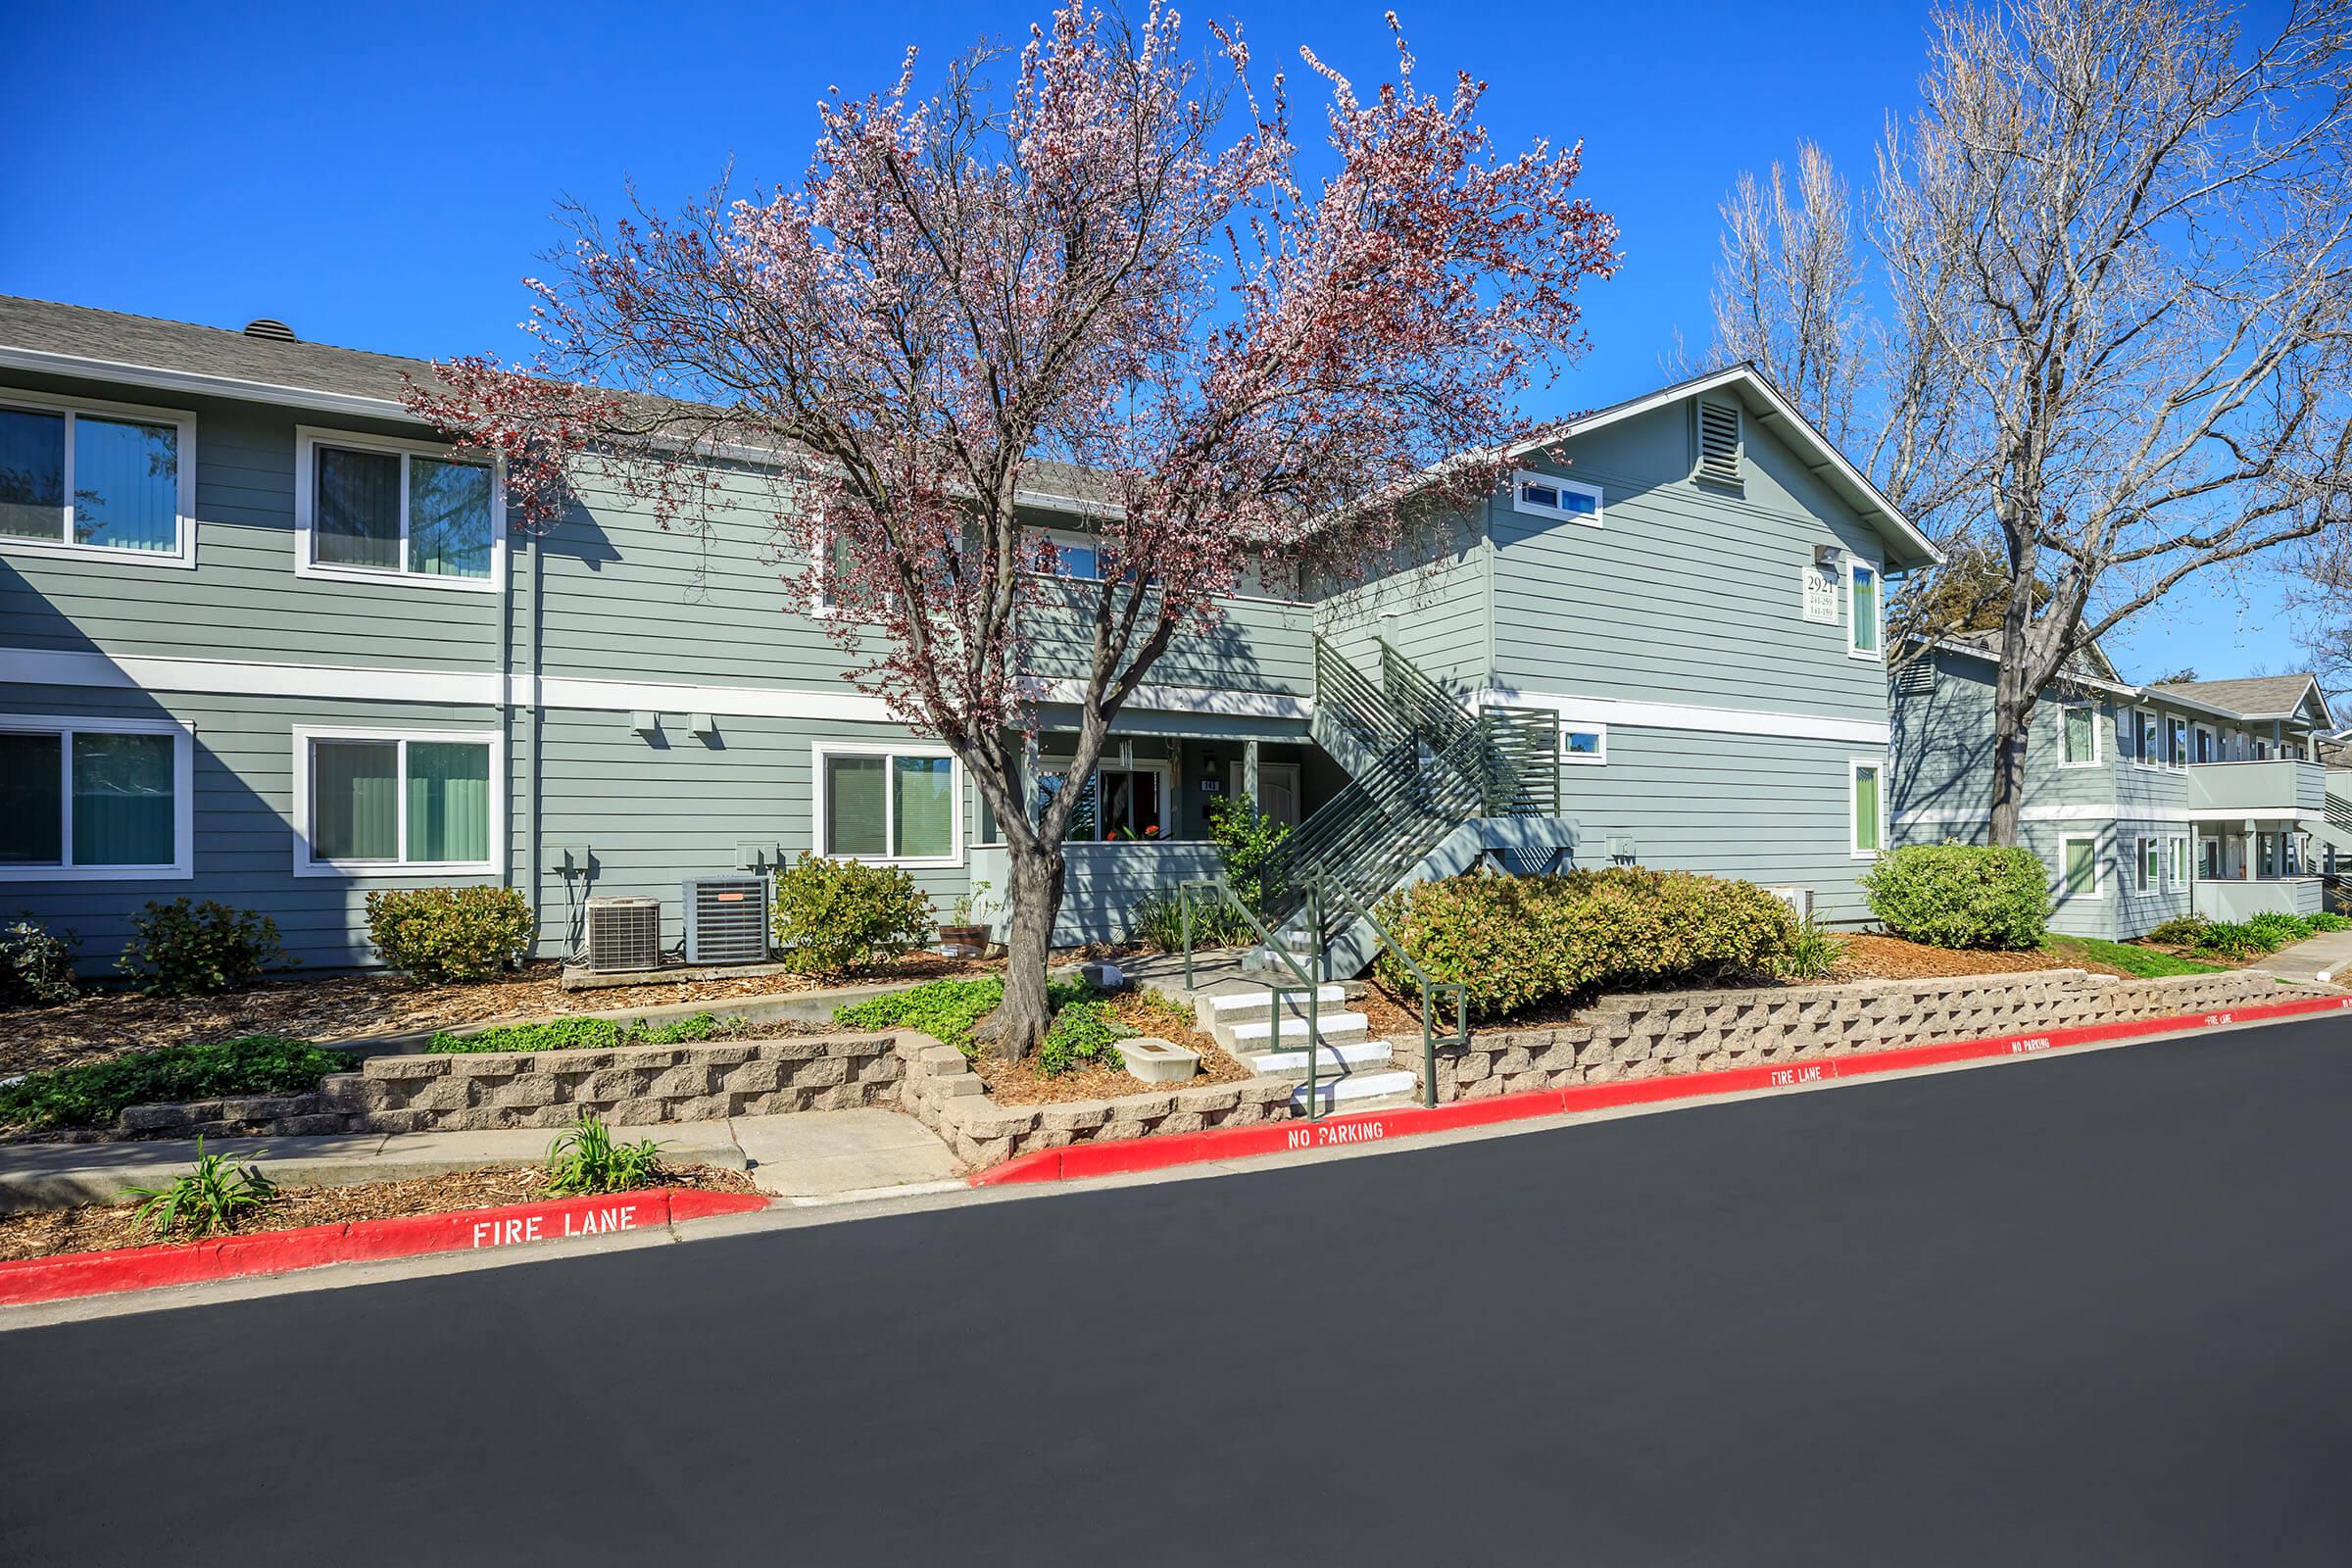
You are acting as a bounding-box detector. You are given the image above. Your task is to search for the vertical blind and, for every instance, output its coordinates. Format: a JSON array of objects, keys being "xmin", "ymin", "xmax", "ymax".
[
  {"xmin": 313, "ymin": 740, "xmax": 401, "ymax": 860},
  {"xmin": 0, "ymin": 408, "xmax": 66, "ymax": 541},
  {"xmin": 1852, "ymin": 765, "xmax": 1881, "ymax": 852},
  {"xmin": 2065, "ymin": 839, "xmax": 2096, "ymax": 896},
  {"xmin": 72, "ymin": 416, "xmax": 178, "ymax": 552},
  {"xmin": 825, "ymin": 756, "xmax": 888, "ymax": 857},
  {"xmin": 892, "ymin": 756, "xmax": 955, "ymax": 858},
  {"xmin": 71, "ymin": 732, "xmax": 174, "ymax": 865},
  {"xmin": 316, "ymin": 447, "xmax": 402, "ymax": 569},
  {"xmin": 1850, "ymin": 565, "xmax": 1880, "ymax": 653},
  {"xmin": 407, "ymin": 742, "xmax": 491, "ymax": 862}
]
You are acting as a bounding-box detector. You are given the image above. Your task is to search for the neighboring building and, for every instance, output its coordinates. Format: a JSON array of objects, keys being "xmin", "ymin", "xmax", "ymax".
[
  {"xmin": 0, "ymin": 299, "xmax": 1936, "ymax": 976},
  {"xmin": 1891, "ymin": 637, "xmax": 2352, "ymax": 938}
]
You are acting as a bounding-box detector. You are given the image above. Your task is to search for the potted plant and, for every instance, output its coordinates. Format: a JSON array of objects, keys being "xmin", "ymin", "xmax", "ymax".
[{"xmin": 940, "ymin": 881, "xmax": 995, "ymax": 957}]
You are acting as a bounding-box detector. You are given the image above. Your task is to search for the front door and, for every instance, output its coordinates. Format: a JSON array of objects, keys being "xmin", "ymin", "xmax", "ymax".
[{"xmin": 1228, "ymin": 761, "xmax": 1301, "ymax": 826}]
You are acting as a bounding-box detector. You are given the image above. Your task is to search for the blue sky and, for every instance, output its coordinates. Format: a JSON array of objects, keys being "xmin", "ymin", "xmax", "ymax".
[{"xmin": 0, "ymin": 0, "xmax": 2309, "ymax": 685}]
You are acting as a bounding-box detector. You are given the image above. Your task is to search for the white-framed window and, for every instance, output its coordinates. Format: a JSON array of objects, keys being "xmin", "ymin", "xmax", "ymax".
[
  {"xmin": 811, "ymin": 742, "xmax": 961, "ymax": 866},
  {"xmin": 2166, "ymin": 715, "xmax": 2188, "ymax": 769},
  {"xmin": 1560, "ymin": 723, "xmax": 1607, "ymax": 765},
  {"xmin": 293, "ymin": 726, "xmax": 501, "ymax": 876},
  {"xmin": 2059, "ymin": 704, "xmax": 2101, "ymax": 767},
  {"xmin": 295, "ymin": 427, "xmax": 504, "ymax": 594},
  {"xmin": 1847, "ymin": 561, "xmax": 1883, "ymax": 659},
  {"xmin": 2258, "ymin": 832, "xmax": 2280, "ymax": 879},
  {"xmin": 2170, "ymin": 835, "xmax": 2190, "ymax": 888},
  {"xmin": 1509, "ymin": 469, "xmax": 1603, "ymax": 527},
  {"xmin": 2132, "ymin": 710, "xmax": 2159, "ymax": 767},
  {"xmin": 1848, "ymin": 759, "xmax": 1886, "ymax": 858},
  {"xmin": 2192, "ymin": 725, "xmax": 2216, "ymax": 764},
  {"xmin": 2058, "ymin": 834, "xmax": 2102, "ymax": 899},
  {"xmin": 2285, "ymin": 834, "xmax": 2305, "ymax": 877},
  {"xmin": 0, "ymin": 391, "xmax": 197, "ymax": 567},
  {"xmin": 2136, "ymin": 835, "xmax": 2158, "ymax": 895},
  {"xmin": 0, "ymin": 713, "xmax": 194, "ymax": 880},
  {"xmin": 1039, "ymin": 759, "xmax": 1173, "ymax": 844},
  {"xmin": 2199, "ymin": 837, "xmax": 2222, "ymax": 880}
]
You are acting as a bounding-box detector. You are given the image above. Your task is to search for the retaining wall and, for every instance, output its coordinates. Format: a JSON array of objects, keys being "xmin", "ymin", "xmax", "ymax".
[{"xmin": 897, "ymin": 1043, "xmax": 1302, "ymax": 1167}]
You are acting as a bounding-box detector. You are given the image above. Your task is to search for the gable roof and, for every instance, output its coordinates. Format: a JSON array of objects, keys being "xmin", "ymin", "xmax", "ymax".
[
  {"xmin": 2148, "ymin": 674, "xmax": 2337, "ymax": 728},
  {"xmin": 1507, "ymin": 364, "xmax": 1943, "ymax": 574},
  {"xmin": 1926, "ymin": 631, "xmax": 2135, "ymax": 696}
]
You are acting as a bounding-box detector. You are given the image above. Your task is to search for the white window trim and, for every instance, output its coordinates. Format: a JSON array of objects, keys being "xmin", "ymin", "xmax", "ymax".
[
  {"xmin": 2191, "ymin": 724, "xmax": 2217, "ymax": 765},
  {"xmin": 294, "ymin": 426, "xmax": 506, "ymax": 595},
  {"xmin": 2166, "ymin": 715, "xmax": 2189, "ymax": 771},
  {"xmin": 2058, "ymin": 833, "xmax": 2105, "ymax": 899},
  {"xmin": 0, "ymin": 390, "xmax": 198, "ymax": 568},
  {"xmin": 1848, "ymin": 758, "xmax": 1887, "ymax": 859},
  {"xmin": 1509, "ymin": 469, "xmax": 1604, "ymax": 528},
  {"xmin": 810, "ymin": 741, "xmax": 964, "ymax": 867},
  {"xmin": 1559, "ymin": 721, "xmax": 1608, "ymax": 766},
  {"xmin": 292, "ymin": 724, "xmax": 504, "ymax": 878},
  {"xmin": 2058, "ymin": 703, "xmax": 2103, "ymax": 768},
  {"xmin": 0, "ymin": 712, "xmax": 195, "ymax": 880},
  {"xmin": 2134, "ymin": 834, "xmax": 2159, "ymax": 896},
  {"xmin": 1845, "ymin": 559, "xmax": 1884, "ymax": 661},
  {"xmin": 2133, "ymin": 708, "xmax": 2161, "ymax": 768},
  {"xmin": 2169, "ymin": 834, "xmax": 2190, "ymax": 889}
]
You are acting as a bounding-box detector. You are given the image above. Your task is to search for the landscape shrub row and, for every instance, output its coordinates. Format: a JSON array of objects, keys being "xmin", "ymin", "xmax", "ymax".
[
  {"xmin": 426, "ymin": 1010, "xmax": 758, "ymax": 1054},
  {"xmin": 1860, "ymin": 844, "xmax": 2052, "ymax": 951},
  {"xmin": 1373, "ymin": 868, "xmax": 1800, "ymax": 1018},
  {"xmin": 2149, "ymin": 910, "xmax": 2349, "ymax": 960},
  {"xmin": 0, "ymin": 1035, "xmax": 356, "ymax": 1134}
]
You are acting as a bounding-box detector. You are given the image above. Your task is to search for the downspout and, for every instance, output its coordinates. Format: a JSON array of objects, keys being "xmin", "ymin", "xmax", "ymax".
[
  {"xmin": 499, "ymin": 529, "xmax": 514, "ymax": 893},
  {"xmin": 527, "ymin": 532, "xmax": 543, "ymax": 956}
]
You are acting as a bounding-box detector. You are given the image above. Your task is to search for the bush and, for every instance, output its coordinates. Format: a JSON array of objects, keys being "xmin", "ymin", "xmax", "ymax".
[
  {"xmin": 544, "ymin": 1114, "xmax": 666, "ymax": 1197},
  {"xmin": 2191, "ymin": 921, "xmax": 2267, "ymax": 960},
  {"xmin": 834, "ymin": 975, "xmax": 1119, "ymax": 1064},
  {"xmin": 1036, "ymin": 999, "xmax": 1128, "ymax": 1077},
  {"xmin": 770, "ymin": 855, "xmax": 934, "ymax": 978},
  {"xmin": 1373, "ymin": 869, "xmax": 1799, "ymax": 1018},
  {"xmin": 1206, "ymin": 797, "xmax": 1292, "ymax": 917},
  {"xmin": 2245, "ymin": 911, "xmax": 2315, "ymax": 949},
  {"xmin": 0, "ymin": 1035, "xmax": 353, "ymax": 1134},
  {"xmin": 116, "ymin": 899, "xmax": 289, "ymax": 996},
  {"xmin": 1127, "ymin": 889, "xmax": 1254, "ymax": 952},
  {"xmin": 123, "ymin": 1139, "xmax": 278, "ymax": 1239},
  {"xmin": 0, "ymin": 917, "xmax": 79, "ymax": 1006},
  {"xmin": 1775, "ymin": 916, "xmax": 1841, "ymax": 982},
  {"xmin": 427, "ymin": 1010, "xmax": 754, "ymax": 1054},
  {"xmin": 365, "ymin": 885, "xmax": 535, "ymax": 983},
  {"xmin": 2312, "ymin": 912, "xmax": 2352, "ymax": 934},
  {"xmin": 2147, "ymin": 915, "xmax": 2212, "ymax": 947},
  {"xmin": 1860, "ymin": 844, "xmax": 2052, "ymax": 951}
]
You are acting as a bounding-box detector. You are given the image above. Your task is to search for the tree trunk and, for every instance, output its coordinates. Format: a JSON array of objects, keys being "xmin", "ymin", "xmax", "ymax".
[
  {"xmin": 982, "ymin": 832, "xmax": 1068, "ymax": 1062},
  {"xmin": 1988, "ymin": 691, "xmax": 2031, "ymax": 847}
]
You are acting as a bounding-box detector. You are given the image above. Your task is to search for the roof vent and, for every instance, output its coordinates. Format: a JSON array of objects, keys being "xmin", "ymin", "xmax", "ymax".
[
  {"xmin": 1696, "ymin": 400, "xmax": 1742, "ymax": 485},
  {"xmin": 242, "ymin": 318, "xmax": 298, "ymax": 343}
]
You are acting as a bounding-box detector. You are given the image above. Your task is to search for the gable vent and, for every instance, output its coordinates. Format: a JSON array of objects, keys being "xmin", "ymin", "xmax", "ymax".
[
  {"xmin": 1696, "ymin": 400, "xmax": 1741, "ymax": 485},
  {"xmin": 242, "ymin": 318, "xmax": 298, "ymax": 342},
  {"xmin": 1894, "ymin": 662, "xmax": 1934, "ymax": 697}
]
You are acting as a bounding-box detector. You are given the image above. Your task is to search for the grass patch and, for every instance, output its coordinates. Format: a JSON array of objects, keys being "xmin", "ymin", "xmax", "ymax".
[
  {"xmin": 0, "ymin": 1035, "xmax": 355, "ymax": 1134},
  {"xmin": 426, "ymin": 1010, "xmax": 757, "ymax": 1054},
  {"xmin": 2043, "ymin": 936, "xmax": 2227, "ymax": 978},
  {"xmin": 833, "ymin": 975, "xmax": 1127, "ymax": 1073}
]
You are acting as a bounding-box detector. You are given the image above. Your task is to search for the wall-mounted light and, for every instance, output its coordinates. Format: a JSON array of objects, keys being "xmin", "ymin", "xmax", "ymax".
[{"xmin": 1814, "ymin": 545, "xmax": 1844, "ymax": 568}]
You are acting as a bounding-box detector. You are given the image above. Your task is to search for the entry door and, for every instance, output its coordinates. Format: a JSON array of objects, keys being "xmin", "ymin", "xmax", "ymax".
[{"xmin": 1228, "ymin": 761, "xmax": 1301, "ymax": 825}]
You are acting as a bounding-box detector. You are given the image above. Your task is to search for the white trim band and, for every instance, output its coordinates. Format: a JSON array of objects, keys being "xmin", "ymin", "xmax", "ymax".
[{"xmin": 1474, "ymin": 685, "xmax": 1891, "ymax": 746}]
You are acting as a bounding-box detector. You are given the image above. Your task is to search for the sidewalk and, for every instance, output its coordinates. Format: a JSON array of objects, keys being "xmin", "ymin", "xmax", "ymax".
[
  {"xmin": 0, "ymin": 1109, "xmax": 961, "ymax": 1212},
  {"xmin": 2249, "ymin": 926, "xmax": 2352, "ymax": 985}
]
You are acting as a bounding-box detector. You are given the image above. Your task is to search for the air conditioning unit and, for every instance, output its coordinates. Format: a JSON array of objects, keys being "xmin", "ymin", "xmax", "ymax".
[
  {"xmin": 582, "ymin": 896, "xmax": 662, "ymax": 974},
  {"xmin": 1766, "ymin": 886, "xmax": 1814, "ymax": 921},
  {"xmin": 685, "ymin": 875, "xmax": 770, "ymax": 965}
]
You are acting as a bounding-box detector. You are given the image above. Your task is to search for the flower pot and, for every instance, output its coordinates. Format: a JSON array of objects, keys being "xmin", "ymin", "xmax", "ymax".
[{"xmin": 939, "ymin": 924, "xmax": 991, "ymax": 957}]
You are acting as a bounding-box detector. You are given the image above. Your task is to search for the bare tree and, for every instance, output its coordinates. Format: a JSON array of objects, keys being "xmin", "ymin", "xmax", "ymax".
[
  {"xmin": 1877, "ymin": 0, "xmax": 2352, "ymax": 844},
  {"xmin": 2284, "ymin": 523, "xmax": 2352, "ymax": 714}
]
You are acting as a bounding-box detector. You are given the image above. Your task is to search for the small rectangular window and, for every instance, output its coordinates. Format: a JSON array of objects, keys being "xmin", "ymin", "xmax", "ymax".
[
  {"xmin": 2139, "ymin": 836, "xmax": 2158, "ymax": 894},
  {"xmin": 815, "ymin": 746, "xmax": 960, "ymax": 863},
  {"xmin": 2062, "ymin": 706, "xmax": 2097, "ymax": 765},
  {"xmin": 0, "ymin": 716, "xmax": 189, "ymax": 879},
  {"xmin": 2167, "ymin": 717, "xmax": 2188, "ymax": 768},
  {"xmin": 2062, "ymin": 836, "xmax": 2099, "ymax": 898},
  {"xmin": 2134, "ymin": 711, "xmax": 2158, "ymax": 765},
  {"xmin": 298, "ymin": 428, "xmax": 500, "ymax": 591},
  {"xmin": 1561, "ymin": 726, "xmax": 1607, "ymax": 765},
  {"xmin": 1510, "ymin": 470, "xmax": 1602, "ymax": 527},
  {"xmin": 0, "ymin": 396, "xmax": 195, "ymax": 565},
  {"xmin": 1848, "ymin": 563, "xmax": 1882, "ymax": 658},
  {"xmin": 298, "ymin": 730, "xmax": 497, "ymax": 873},
  {"xmin": 1850, "ymin": 760, "xmax": 1884, "ymax": 857},
  {"xmin": 2170, "ymin": 836, "xmax": 2189, "ymax": 887}
]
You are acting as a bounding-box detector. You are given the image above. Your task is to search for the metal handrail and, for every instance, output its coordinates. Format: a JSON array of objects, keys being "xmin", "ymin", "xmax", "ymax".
[
  {"xmin": 1309, "ymin": 873, "xmax": 1465, "ymax": 1109},
  {"xmin": 1179, "ymin": 878, "xmax": 1329, "ymax": 1119}
]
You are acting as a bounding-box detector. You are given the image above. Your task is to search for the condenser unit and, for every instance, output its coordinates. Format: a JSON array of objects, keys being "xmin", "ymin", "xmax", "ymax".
[
  {"xmin": 685, "ymin": 875, "xmax": 770, "ymax": 965},
  {"xmin": 1765, "ymin": 886, "xmax": 1815, "ymax": 921},
  {"xmin": 582, "ymin": 895, "xmax": 662, "ymax": 974}
]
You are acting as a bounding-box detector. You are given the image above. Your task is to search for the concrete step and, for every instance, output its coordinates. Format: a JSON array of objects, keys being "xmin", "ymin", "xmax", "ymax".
[
  {"xmin": 1290, "ymin": 1069, "xmax": 1420, "ymax": 1113},
  {"xmin": 1196, "ymin": 985, "xmax": 1348, "ymax": 1034},
  {"xmin": 1222, "ymin": 1010, "xmax": 1370, "ymax": 1053},
  {"xmin": 1238, "ymin": 1036, "xmax": 1398, "ymax": 1079}
]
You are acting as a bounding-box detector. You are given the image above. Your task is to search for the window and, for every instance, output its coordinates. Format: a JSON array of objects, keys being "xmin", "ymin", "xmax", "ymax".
[
  {"xmin": 2167, "ymin": 716, "xmax": 2188, "ymax": 768},
  {"xmin": 295, "ymin": 428, "xmax": 502, "ymax": 592},
  {"xmin": 2258, "ymin": 833, "xmax": 2279, "ymax": 880},
  {"xmin": 2133, "ymin": 710, "xmax": 2158, "ymax": 766},
  {"xmin": 2254, "ymin": 739, "xmax": 2271, "ymax": 760},
  {"xmin": 1561, "ymin": 724, "xmax": 1607, "ymax": 765},
  {"xmin": 2060, "ymin": 705, "xmax": 2099, "ymax": 766},
  {"xmin": 2060, "ymin": 835, "xmax": 2101, "ymax": 899},
  {"xmin": 2200, "ymin": 837, "xmax": 2221, "ymax": 880},
  {"xmin": 0, "ymin": 393, "xmax": 196, "ymax": 566},
  {"xmin": 295, "ymin": 727, "xmax": 498, "ymax": 874},
  {"xmin": 1510, "ymin": 470, "xmax": 1603, "ymax": 527},
  {"xmin": 2170, "ymin": 836, "xmax": 2190, "ymax": 887},
  {"xmin": 1040, "ymin": 760, "xmax": 1171, "ymax": 843},
  {"xmin": 1849, "ymin": 760, "xmax": 1885, "ymax": 858},
  {"xmin": 0, "ymin": 714, "xmax": 192, "ymax": 880},
  {"xmin": 814, "ymin": 745, "xmax": 958, "ymax": 864},
  {"xmin": 2137, "ymin": 836, "xmax": 2158, "ymax": 894},
  {"xmin": 2193, "ymin": 726, "xmax": 2216, "ymax": 764},
  {"xmin": 1847, "ymin": 562, "xmax": 1883, "ymax": 658}
]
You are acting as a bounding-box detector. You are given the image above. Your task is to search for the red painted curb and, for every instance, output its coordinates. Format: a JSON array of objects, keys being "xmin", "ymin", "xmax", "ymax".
[
  {"xmin": 0, "ymin": 1188, "xmax": 771, "ymax": 1309},
  {"xmin": 975, "ymin": 991, "xmax": 2352, "ymax": 1187}
]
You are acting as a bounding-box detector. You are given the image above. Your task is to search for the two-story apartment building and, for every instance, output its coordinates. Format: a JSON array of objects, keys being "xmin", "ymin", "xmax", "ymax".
[
  {"xmin": 1892, "ymin": 636, "xmax": 2351, "ymax": 938},
  {"xmin": 0, "ymin": 299, "xmax": 1937, "ymax": 974}
]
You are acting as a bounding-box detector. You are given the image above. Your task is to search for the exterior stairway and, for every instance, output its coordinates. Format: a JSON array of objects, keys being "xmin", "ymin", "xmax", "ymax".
[
  {"xmin": 1192, "ymin": 981, "xmax": 1419, "ymax": 1112},
  {"xmin": 2315, "ymin": 774, "xmax": 2352, "ymax": 858}
]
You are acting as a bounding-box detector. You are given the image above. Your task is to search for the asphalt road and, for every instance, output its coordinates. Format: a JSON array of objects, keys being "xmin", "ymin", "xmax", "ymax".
[{"xmin": 8, "ymin": 1015, "xmax": 2352, "ymax": 1566}]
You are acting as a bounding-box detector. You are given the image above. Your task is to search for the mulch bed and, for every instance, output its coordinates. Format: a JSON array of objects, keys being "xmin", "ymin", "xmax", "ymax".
[
  {"xmin": 0, "ymin": 1161, "xmax": 759, "ymax": 1264},
  {"xmin": 970, "ymin": 993, "xmax": 1258, "ymax": 1106},
  {"xmin": 1830, "ymin": 933, "xmax": 2131, "ymax": 982},
  {"xmin": 0, "ymin": 954, "xmax": 1000, "ymax": 1079}
]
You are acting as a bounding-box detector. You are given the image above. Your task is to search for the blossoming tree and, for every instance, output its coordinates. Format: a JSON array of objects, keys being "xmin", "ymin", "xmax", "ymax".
[{"xmin": 405, "ymin": 4, "xmax": 1617, "ymax": 1057}]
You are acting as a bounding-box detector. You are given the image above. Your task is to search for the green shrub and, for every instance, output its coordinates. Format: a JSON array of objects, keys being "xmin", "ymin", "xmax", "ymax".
[
  {"xmin": 1206, "ymin": 797, "xmax": 1292, "ymax": 917},
  {"xmin": 0, "ymin": 1035, "xmax": 353, "ymax": 1134},
  {"xmin": 116, "ymin": 899, "xmax": 289, "ymax": 996},
  {"xmin": 1860, "ymin": 844, "xmax": 2052, "ymax": 950},
  {"xmin": 1774, "ymin": 916, "xmax": 1841, "ymax": 982},
  {"xmin": 544, "ymin": 1114, "xmax": 665, "ymax": 1197},
  {"xmin": 1127, "ymin": 889, "xmax": 1253, "ymax": 952},
  {"xmin": 1373, "ymin": 869, "xmax": 1798, "ymax": 1018},
  {"xmin": 123, "ymin": 1139, "xmax": 278, "ymax": 1239},
  {"xmin": 2146, "ymin": 915, "xmax": 2212, "ymax": 947},
  {"xmin": 2311, "ymin": 911, "xmax": 2352, "ymax": 934},
  {"xmin": 834, "ymin": 975, "xmax": 1116, "ymax": 1063},
  {"xmin": 364, "ymin": 885, "xmax": 535, "ymax": 983},
  {"xmin": 0, "ymin": 917, "xmax": 79, "ymax": 1006},
  {"xmin": 2192, "ymin": 921, "xmax": 2267, "ymax": 960},
  {"xmin": 2245, "ymin": 912, "xmax": 2315, "ymax": 949},
  {"xmin": 770, "ymin": 855, "xmax": 934, "ymax": 978},
  {"xmin": 426, "ymin": 1010, "xmax": 754, "ymax": 1054},
  {"xmin": 1036, "ymin": 1000, "xmax": 1128, "ymax": 1077}
]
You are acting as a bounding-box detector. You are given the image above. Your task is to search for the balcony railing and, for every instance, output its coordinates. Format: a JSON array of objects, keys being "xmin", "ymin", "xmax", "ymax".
[{"xmin": 2184, "ymin": 759, "xmax": 2327, "ymax": 817}]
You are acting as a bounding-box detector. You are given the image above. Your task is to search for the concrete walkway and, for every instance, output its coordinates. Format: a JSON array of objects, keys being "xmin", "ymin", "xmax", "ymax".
[
  {"xmin": 0, "ymin": 1109, "xmax": 961, "ymax": 1212},
  {"xmin": 2249, "ymin": 925, "xmax": 2352, "ymax": 986}
]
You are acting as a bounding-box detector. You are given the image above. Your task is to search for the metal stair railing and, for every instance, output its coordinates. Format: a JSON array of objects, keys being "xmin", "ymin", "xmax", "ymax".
[
  {"xmin": 1306, "ymin": 873, "xmax": 1466, "ymax": 1109},
  {"xmin": 1313, "ymin": 635, "xmax": 1409, "ymax": 760},
  {"xmin": 1178, "ymin": 878, "xmax": 1330, "ymax": 1119}
]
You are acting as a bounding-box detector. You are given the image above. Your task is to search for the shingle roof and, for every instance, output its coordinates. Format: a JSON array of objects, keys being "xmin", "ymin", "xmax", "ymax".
[{"xmin": 2146, "ymin": 674, "xmax": 2323, "ymax": 719}]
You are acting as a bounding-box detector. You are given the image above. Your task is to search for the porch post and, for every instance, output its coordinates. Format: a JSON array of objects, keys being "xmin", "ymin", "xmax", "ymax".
[{"xmin": 1243, "ymin": 737, "xmax": 1260, "ymax": 813}]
